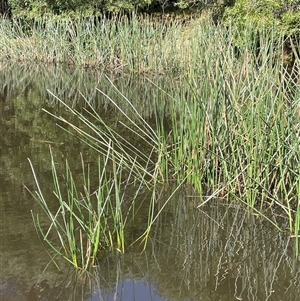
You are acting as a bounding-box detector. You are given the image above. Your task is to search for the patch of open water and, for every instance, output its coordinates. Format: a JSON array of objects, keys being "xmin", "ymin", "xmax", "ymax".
[{"xmin": 0, "ymin": 64, "xmax": 299, "ymax": 301}]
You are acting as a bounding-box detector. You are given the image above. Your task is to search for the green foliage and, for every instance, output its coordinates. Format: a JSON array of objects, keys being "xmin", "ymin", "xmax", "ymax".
[
  {"xmin": 0, "ymin": 14, "xmax": 200, "ymax": 72},
  {"xmin": 8, "ymin": 0, "xmax": 48, "ymax": 18},
  {"xmin": 7, "ymin": 0, "xmax": 222, "ymax": 18},
  {"xmin": 38, "ymin": 20, "xmax": 300, "ymax": 240},
  {"xmin": 224, "ymin": 0, "xmax": 300, "ymax": 35},
  {"xmin": 281, "ymin": 10, "xmax": 300, "ymax": 34}
]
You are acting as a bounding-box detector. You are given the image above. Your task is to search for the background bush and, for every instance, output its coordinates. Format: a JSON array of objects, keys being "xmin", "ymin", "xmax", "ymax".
[
  {"xmin": 3, "ymin": 0, "xmax": 224, "ymax": 18},
  {"xmin": 224, "ymin": 0, "xmax": 300, "ymax": 35},
  {"xmin": 2, "ymin": 0, "xmax": 299, "ymax": 39}
]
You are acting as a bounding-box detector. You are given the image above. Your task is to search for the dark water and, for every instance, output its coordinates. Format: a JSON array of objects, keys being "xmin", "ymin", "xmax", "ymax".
[{"xmin": 0, "ymin": 63, "xmax": 299, "ymax": 301}]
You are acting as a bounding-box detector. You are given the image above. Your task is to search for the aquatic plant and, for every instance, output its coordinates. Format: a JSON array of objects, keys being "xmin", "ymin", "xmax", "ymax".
[
  {"xmin": 26, "ymin": 14, "xmax": 300, "ymax": 268},
  {"xmin": 28, "ymin": 144, "xmax": 153, "ymax": 270},
  {"xmin": 0, "ymin": 14, "xmax": 184, "ymax": 73},
  {"xmin": 164, "ymin": 41, "xmax": 300, "ymax": 235},
  {"xmin": 44, "ymin": 24, "xmax": 300, "ymax": 238},
  {"xmin": 0, "ymin": 12, "xmax": 234, "ymax": 75}
]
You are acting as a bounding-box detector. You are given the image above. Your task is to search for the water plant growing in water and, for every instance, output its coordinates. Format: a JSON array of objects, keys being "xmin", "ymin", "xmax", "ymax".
[
  {"xmin": 28, "ymin": 144, "xmax": 155, "ymax": 270},
  {"xmin": 49, "ymin": 25, "xmax": 299, "ymax": 228},
  {"xmin": 26, "ymin": 14, "xmax": 300, "ymax": 269},
  {"xmin": 0, "ymin": 14, "xmax": 189, "ymax": 73}
]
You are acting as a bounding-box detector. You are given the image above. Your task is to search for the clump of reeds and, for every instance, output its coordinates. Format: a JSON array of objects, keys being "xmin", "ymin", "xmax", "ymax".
[
  {"xmin": 0, "ymin": 14, "xmax": 191, "ymax": 72},
  {"xmin": 168, "ymin": 31, "xmax": 300, "ymax": 239},
  {"xmin": 28, "ymin": 144, "xmax": 155, "ymax": 270},
  {"xmin": 0, "ymin": 12, "xmax": 241, "ymax": 74}
]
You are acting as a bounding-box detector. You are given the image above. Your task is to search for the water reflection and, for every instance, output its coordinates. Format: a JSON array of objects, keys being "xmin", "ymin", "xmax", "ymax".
[
  {"xmin": 0, "ymin": 64, "xmax": 299, "ymax": 301},
  {"xmin": 88, "ymin": 193, "xmax": 299, "ymax": 301},
  {"xmin": 96, "ymin": 279, "xmax": 166, "ymax": 301}
]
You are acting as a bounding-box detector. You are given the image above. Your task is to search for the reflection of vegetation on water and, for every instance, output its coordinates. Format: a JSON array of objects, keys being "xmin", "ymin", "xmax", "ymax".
[
  {"xmin": 149, "ymin": 197, "xmax": 300, "ymax": 301},
  {"xmin": 0, "ymin": 64, "xmax": 177, "ymax": 194},
  {"xmin": 1, "ymin": 194, "xmax": 299, "ymax": 300},
  {"xmin": 85, "ymin": 195, "xmax": 299, "ymax": 301},
  {"xmin": 0, "ymin": 62, "xmax": 176, "ymax": 116}
]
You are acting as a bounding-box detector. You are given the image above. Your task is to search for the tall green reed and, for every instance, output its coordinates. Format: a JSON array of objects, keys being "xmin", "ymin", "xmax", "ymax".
[
  {"xmin": 28, "ymin": 144, "xmax": 150, "ymax": 270},
  {"xmin": 41, "ymin": 23, "xmax": 300, "ymax": 236},
  {"xmin": 28, "ymin": 74, "xmax": 180, "ymax": 269},
  {"xmin": 44, "ymin": 78, "xmax": 162, "ymax": 184},
  {"xmin": 164, "ymin": 27, "xmax": 300, "ymax": 235},
  {"xmin": 0, "ymin": 14, "xmax": 187, "ymax": 72}
]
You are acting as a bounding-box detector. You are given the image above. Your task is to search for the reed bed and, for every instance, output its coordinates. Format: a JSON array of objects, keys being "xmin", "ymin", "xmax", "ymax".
[
  {"xmin": 166, "ymin": 37, "xmax": 300, "ymax": 237},
  {"xmin": 25, "ymin": 14, "xmax": 300, "ymax": 267},
  {"xmin": 0, "ymin": 14, "xmax": 191, "ymax": 73},
  {"xmin": 46, "ymin": 24, "xmax": 300, "ymax": 233}
]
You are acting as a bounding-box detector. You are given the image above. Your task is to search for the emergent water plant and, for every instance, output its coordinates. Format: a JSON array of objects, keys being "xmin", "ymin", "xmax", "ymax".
[
  {"xmin": 0, "ymin": 13, "xmax": 187, "ymax": 73},
  {"xmin": 44, "ymin": 24, "xmax": 300, "ymax": 238},
  {"xmin": 28, "ymin": 144, "xmax": 154, "ymax": 270}
]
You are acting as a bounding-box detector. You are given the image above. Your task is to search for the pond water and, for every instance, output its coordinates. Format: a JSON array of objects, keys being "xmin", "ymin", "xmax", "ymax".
[{"xmin": 0, "ymin": 63, "xmax": 299, "ymax": 301}]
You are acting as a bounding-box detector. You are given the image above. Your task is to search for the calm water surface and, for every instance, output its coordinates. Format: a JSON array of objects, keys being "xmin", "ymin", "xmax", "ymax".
[{"xmin": 0, "ymin": 64, "xmax": 299, "ymax": 301}]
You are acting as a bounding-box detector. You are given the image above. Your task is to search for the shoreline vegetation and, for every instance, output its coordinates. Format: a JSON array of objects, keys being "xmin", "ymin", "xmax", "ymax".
[
  {"xmin": 2, "ymin": 2, "xmax": 300, "ymax": 269},
  {"xmin": 0, "ymin": 7, "xmax": 299, "ymax": 73},
  {"xmin": 1, "ymin": 11, "xmax": 231, "ymax": 73}
]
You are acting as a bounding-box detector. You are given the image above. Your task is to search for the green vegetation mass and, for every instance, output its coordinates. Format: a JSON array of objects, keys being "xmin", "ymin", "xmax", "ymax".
[{"xmin": 1, "ymin": 0, "xmax": 300, "ymax": 269}]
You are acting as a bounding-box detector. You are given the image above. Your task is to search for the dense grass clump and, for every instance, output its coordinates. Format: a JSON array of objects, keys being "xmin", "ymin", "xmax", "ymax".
[{"xmin": 28, "ymin": 144, "xmax": 165, "ymax": 270}]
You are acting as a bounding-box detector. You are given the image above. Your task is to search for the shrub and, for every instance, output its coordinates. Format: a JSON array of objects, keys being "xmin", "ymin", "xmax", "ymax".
[{"xmin": 224, "ymin": 0, "xmax": 300, "ymax": 36}]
